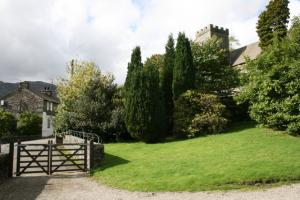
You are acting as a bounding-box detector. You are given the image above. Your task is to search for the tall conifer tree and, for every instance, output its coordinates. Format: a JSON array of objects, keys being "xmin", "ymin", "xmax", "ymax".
[
  {"xmin": 173, "ymin": 32, "xmax": 195, "ymax": 101},
  {"xmin": 161, "ymin": 35, "xmax": 175, "ymax": 132},
  {"xmin": 257, "ymin": 0, "xmax": 290, "ymax": 49},
  {"xmin": 137, "ymin": 61, "xmax": 164, "ymax": 142},
  {"xmin": 124, "ymin": 47, "xmax": 164, "ymax": 143},
  {"xmin": 124, "ymin": 47, "xmax": 143, "ymax": 138},
  {"xmin": 124, "ymin": 47, "xmax": 142, "ymax": 90}
]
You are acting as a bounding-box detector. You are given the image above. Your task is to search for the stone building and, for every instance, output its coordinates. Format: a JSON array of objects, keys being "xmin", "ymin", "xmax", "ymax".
[
  {"xmin": 0, "ymin": 81, "xmax": 59, "ymax": 137},
  {"xmin": 195, "ymin": 24, "xmax": 261, "ymax": 67}
]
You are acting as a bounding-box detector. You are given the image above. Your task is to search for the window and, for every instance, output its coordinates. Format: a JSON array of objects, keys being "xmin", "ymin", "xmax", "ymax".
[
  {"xmin": 47, "ymin": 118, "xmax": 51, "ymax": 129},
  {"xmin": 0, "ymin": 100, "xmax": 4, "ymax": 106},
  {"xmin": 50, "ymin": 102, "xmax": 53, "ymax": 111},
  {"xmin": 46, "ymin": 101, "xmax": 50, "ymax": 111}
]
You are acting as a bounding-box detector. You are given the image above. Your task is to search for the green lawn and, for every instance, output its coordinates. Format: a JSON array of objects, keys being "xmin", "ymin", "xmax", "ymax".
[{"xmin": 92, "ymin": 122, "xmax": 300, "ymax": 192}]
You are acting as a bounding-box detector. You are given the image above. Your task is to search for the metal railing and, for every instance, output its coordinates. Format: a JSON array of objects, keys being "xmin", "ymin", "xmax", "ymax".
[{"xmin": 58, "ymin": 130, "xmax": 101, "ymax": 144}]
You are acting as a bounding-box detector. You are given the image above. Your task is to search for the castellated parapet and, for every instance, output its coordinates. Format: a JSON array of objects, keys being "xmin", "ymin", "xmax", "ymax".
[{"xmin": 195, "ymin": 24, "xmax": 229, "ymax": 51}]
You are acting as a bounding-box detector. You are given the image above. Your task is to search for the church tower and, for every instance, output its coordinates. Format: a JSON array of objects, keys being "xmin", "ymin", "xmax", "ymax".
[{"xmin": 195, "ymin": 24, "xmax": 229, "ymax": 51}]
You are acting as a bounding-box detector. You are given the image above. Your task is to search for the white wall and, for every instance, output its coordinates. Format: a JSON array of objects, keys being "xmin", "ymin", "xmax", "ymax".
[{"xmin": 42, "ymin": 112, "xmax": 55, "ymax": 137}]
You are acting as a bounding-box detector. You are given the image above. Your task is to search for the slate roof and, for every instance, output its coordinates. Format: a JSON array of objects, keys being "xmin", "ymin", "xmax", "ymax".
[
  {"xmin": 1, "ymin": 88, "xmax": 60, "ymax": 104},
  {"xmin": 230, "ymin": 41, "xmax": 262, "ymax": 66}
]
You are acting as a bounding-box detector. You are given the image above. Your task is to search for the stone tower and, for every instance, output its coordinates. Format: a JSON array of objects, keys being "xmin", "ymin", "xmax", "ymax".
[{"xmin": 195, "ymin": 24, "xmax": 229, "ymax": 51}]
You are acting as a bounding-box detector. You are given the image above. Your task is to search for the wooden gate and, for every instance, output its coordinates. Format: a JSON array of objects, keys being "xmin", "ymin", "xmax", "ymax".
[{"xmin": 16, "ymin": 140, "xmax": 88, "ymax": 176}]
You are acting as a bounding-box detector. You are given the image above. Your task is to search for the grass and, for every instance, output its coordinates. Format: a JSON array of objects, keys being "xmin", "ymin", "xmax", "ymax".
[{"xmin": 92, "ymin": 122, "xmax": 300, "ymax": 192}]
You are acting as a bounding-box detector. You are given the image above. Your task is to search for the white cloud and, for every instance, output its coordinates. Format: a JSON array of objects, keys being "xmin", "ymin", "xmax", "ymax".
[{"xmin": 0, "ymin": 0, "xmax": 299, "ymax": 84}]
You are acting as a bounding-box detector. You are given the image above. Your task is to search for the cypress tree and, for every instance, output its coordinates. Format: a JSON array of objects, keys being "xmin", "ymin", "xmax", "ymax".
[
  {"xmin": 161, "ymin": 34, "xmax": 175, "ymax": 133},
  {"xmin": 138, "ymin": 61, "xmax": 164, "ymax": 143},
  {"xmin": 173, "ymin": 32, "xmax": 195, "ymax": 101},
  {"xmin": 124, "ymin": 47, "xmax": 143, "ymax": 90},
  {"xmin": 124, "ymin": 47, "xmax": 164, "ymax": 143},
  {"xmin": 124, "ymin": 47, "xmax": 143, "ymax": 138},
  {"xmin": 257, "ymin": 0, "xmax": 290, "ymax": 49}
]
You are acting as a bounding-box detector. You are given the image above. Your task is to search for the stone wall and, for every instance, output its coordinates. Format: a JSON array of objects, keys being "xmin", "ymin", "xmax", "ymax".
[
  {"xmin": 4, "ymin": 88, "xmax": 44, "ymax": 114},
  {"xmin": 195, "ymin": 24, "xmax": 229, "ymax": 50},
  {"xmin": 0, "ymin": 153, "xmax": 9, "ymax": 184},
  {"xmin": 91, "ymin": 144, "xmax": 104, "ymax": 169}
]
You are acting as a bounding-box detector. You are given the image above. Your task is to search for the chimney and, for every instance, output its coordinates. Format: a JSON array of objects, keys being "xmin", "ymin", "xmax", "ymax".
[{"xmin": 19, "ymin": 81, "xmax": 30, "ymax": 89}]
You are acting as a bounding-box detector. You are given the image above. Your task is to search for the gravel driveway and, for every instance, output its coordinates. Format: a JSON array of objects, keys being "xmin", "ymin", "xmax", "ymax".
[{"xmin": 0, "ymin": 172, "xmax": 299, "ymax": 200}]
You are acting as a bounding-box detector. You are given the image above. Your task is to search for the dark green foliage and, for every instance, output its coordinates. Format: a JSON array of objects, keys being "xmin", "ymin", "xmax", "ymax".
[
  {"xmin": 73, "ymin": 74, "xmax": 117, "ymax": 142},
  {"xmin": 145, "ymin": 54, "xmax": 165, "ymax": 81},
  {"xmin": 269, "ymin": 0, "xmax": 290, "ymax": 39},
  {"xmin": 140, "ymin": 61, "xmax": 165, "ymax": 142},
  {"xmin": 173, "ymin": 90, "xmax": 228, "ymax": 138},
  {"xmin": 124, "ymin": 46, "xmax": 165, "ymax": 143},
  {"xmin": 124, "ymin": 47, "xmax": 143, "ymax": 91},
  {"xmin": 192, "ymin": 38, "xmax": 239, "ymax": 96},
  {"xmin": 257, "ymin": 0, "xmax": 290, "ymax": 49},
  {"xmin": 220, "ymin": 96, "xmax": 250, "ymax": 122},
  {"xmin": 17, "ymin": 112, "xmax": 42, "ymax": 136},
  {"xmin": 0, "ymin": 109, "xmax": 17, "ymax": 138},
  {"xmin": 257, "ymin": 11, "xmax": 274, "ymax": 49},
  {"xmin": 124, "ymin": 47, "xmax": 143, "ymax": 139},
  {"xmin": 237, "ymin": 21, "xmax": 300, "ymax": 135},
  {"xmin": 173, "ymin": 32, "xmax": 195, "ymax": 100},
  {"xmin": 108, "ymin": 87, "xmax": 132, "ymax": 142},
  {"xmin": 161, "ymin": 35, "xmax": 175, "ymax": 133}
]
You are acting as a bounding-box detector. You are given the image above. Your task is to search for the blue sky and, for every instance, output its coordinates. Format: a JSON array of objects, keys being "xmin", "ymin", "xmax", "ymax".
[{"xmin": 0, "ymin": 0, "xmax": 299, "ymax": 84}]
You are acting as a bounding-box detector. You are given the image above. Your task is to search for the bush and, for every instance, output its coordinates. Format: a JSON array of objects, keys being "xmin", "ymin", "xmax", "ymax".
[
  {"xmin": 173, "ymin": 90, "xmax": 228, "ymax": 138},
  {"xmin": 17, "ymin": 112, "xmax": 42, "ymax": 136},
  {"xmin": 237, "ymin": 19, "xmax": 300, "ymax": 135},
  {"xmin": 109, "ymin": 107, "xmax": 132, "ymax": 142},
  {"xmin": 221, "ymin": 96, "xmax": 250, "ymax": 122},
  {"xmin": 0, "ymin": 109, "xmax": 17, "ymax": 138}
]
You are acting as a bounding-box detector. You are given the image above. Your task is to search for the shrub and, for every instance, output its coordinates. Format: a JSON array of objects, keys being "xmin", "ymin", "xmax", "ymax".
[
  {"xmin": 237, "ymin": 19, "xmax": 300, "ymax": 135},
  {"xmin": 173, "ymin": 90, "xmax": 228, "ymax": 138},
  {"xmin": 109, "ymin": 107, "xmax": 132, "ymax": 142},
  {"xmin": 220, "ymin": 96, "xmax": 250, "ymax": 122},
  {"xmin": 0, "ymin": 109, "xmax": 17, "ymax": 138},
  {"xmin": 17, "ymin": 112, "xmax": 42, "ymax": 136}
]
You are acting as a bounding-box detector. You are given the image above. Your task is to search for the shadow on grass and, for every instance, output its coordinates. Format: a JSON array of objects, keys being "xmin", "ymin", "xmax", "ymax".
[
  {"xmin": 94, "ymin": 153, "xmax": 130, "ymax": 172},
  {"xmin": 163, "ymin": 121, "xmax": 257, "ymax": 144},
  {"xmin": 224, "ymin": 120, "xmax": 257, "ymax": 133}
]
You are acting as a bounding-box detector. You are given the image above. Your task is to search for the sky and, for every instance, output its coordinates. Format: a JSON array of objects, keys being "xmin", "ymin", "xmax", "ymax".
[{"xmin": 0, "ymin": 0, "xmax": 300, "ymax": 84}]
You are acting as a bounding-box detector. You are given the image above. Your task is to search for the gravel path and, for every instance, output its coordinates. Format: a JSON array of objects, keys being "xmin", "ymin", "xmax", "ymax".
[{"xmin": 0, "ymin": 172, "xmax": 299, "ymax": 200}]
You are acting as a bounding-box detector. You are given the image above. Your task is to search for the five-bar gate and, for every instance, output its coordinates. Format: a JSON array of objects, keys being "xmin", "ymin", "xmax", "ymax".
[{"xmin": 16, "ymin": 140, "xmax": 88, "ymax": 176}]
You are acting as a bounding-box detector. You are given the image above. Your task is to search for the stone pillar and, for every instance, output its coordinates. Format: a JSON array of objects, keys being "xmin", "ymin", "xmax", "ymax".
[
  {"xmin": 93, "ymin": 144, "xmax": 104, "ymax": 168},
  {"xmin": 0, "ymin": 154, "xmax": 9, "ymax": 183},
  {"xmin": 90, "ymin": 141, "xmax": 104, "ymax": 169}
]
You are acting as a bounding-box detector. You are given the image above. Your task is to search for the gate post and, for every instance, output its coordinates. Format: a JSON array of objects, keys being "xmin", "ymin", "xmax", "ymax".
[
  {"xmin": 8, "ymin": 142, "xmax": 14, "ymax": 177},
  {"xmin": 89, "ymin": 140, "xmax": 94, "ymax": 170},
  {"xmin": 84, "ymin": 139, "xmax": 87, "ymax": 171},
  {"xmin": 16, "ymin": 140, "xmax": 21, "ymax": 176},
  {"xmin": 48, "ymin": 140, "xmax": 52, "ymax": 175}
]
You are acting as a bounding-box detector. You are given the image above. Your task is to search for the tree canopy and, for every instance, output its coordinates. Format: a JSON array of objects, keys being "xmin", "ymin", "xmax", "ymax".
[
  {"xmin": 124, "ymin": 47, "xmax": 165, "ymax": 143},
  {"xmin": 55, "ymin": 60, "xmax": 118, "ymax": 141},
  {"xmin": 173, "ymin": 32, "xmax": 195, "ymax": 100},
  {"xmin": 237, "ymin": 19, "xmax": 300, "ymax": 135},
  {"xmin": 257, "ymin": 0, "xmax": 290, "ymax": 49},
  {"xmin": 192, "ymin": 37, "xmax": 239, "ymax": 96},
  {"xmin": 161, "ymin": 35, "xmax": 175, "ymax": 133}
]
